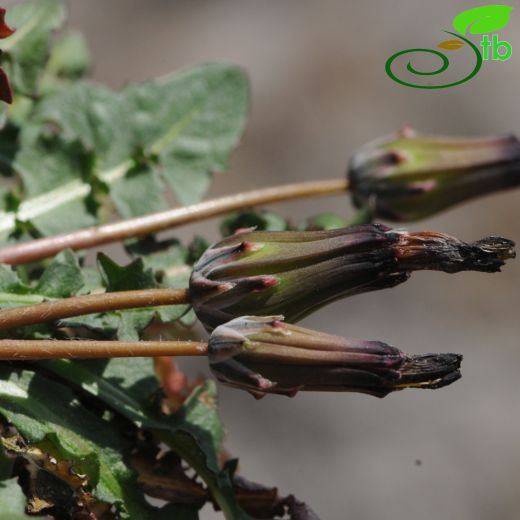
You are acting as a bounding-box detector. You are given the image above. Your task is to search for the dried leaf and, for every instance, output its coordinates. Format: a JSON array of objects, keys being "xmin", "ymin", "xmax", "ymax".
[{"xmin": 131, "ymin": 445, "xmax": 207, "ymax": 506}]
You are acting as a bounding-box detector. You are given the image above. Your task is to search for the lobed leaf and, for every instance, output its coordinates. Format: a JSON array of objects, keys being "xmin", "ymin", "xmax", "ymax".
[
  {"xmin": 0, "ymin": 249, "xmax": 83, "ymax": 307},
  {"xmin": 0, "ymin": 63, "xmax": 249, "ymax": 240},
  {"xmin": 0, "ymin": 367, "xmax": 153, "ymax": 517},
  {"xmin": 43, "ymin": 357, "xmax": 251, "ymax": 518},
  {"xmin": 0, "ymin": 247, "xmax": 191, "ymax": 340}
]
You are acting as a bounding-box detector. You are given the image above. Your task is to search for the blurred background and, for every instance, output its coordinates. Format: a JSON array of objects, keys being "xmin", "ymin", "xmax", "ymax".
[{"xmin": 5, "ymin": 1, "xmax": 520, "ymax": 518}]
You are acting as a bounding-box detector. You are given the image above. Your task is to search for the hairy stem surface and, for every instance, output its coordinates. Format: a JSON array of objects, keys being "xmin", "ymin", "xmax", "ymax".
[
  {"xmin": 0, "ymin": 288, "xmax": 191, "ymax": 330},
  {"xmin": 0, "ymin": 179, "xmax": 349, "ymax": 265},
  {"xmin": 0, "ymin": 338, "xmax": 208, "ymax": 359}
]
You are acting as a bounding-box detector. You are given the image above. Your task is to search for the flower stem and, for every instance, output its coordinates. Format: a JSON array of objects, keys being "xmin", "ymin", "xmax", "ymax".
[
  {"xmin": 0, "ymin": 178, "xmax": 349, "ymax": 265},
  {"xmin": 0, "ymin": 338, "xmax": 208, "ymax": 360},
  {"xmin": 0, "ymin": 288, "xmax": 190, "ymax": 331}
]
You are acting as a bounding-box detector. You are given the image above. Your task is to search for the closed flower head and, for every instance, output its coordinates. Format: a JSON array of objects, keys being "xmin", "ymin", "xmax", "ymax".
[
  {"xmin": 348, "ymin": 127, "xmax": 520, "ymax": 221},
  {"xmin": 190, "ymin": 225, "xmax": 514, "ymax": 330},
  {"xmin": 208, "ymin": 316, "xmax": 463, "ymax": 398}
]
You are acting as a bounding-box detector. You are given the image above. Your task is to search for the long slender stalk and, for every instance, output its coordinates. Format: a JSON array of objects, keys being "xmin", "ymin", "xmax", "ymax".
[
  {"xmin": 0, "ymin": 338, "xmax": 207, "ymax": 360},
  {"xmin": 0, "ymin": 288, "xmax": 190, "ymax": 331},
  {"xmin": 0, "ymin": 178, "xmax": 349, "ymax": 265}
]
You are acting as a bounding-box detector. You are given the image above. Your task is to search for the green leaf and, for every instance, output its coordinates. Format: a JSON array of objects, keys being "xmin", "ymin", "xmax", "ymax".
[
  {"xmin": 344, "ymin": 206, "xmax": 374, "ymax": 226},
  {"xmin": 125, "ymin": 238, "xmax": 191, "ymax": 286},
  {"xmin": 220, "ymin": 209, "xmax": 288, "ymax": 236},
  {"xmin": 0, "ymin": 249, "xmax": 84, "ymax": 307},
  {"xmin": 97, "ymin": 254, "xmax": 157, "ymax": 292},
  {"xmin": 95, "ymin": 254, "xmax": 158, "ymax": 340},
  {"xmin": 110, "ymin": 163, "xmax": 168, "ymax": 218},
  {"xmin": 126, "ymin": 64, "xmax": 249, "ymax": 202},
  {"xmin": 46, "ymin": 30, "xmax": 90, "ymax": 80},
  {"xmin": 188, "ymin": 236, "xmax": 211, "ymax": 264},
  {"xmin": 0, "ymin": 264, "xmax": 29, "ymax": 296},
  {"xmin": 299, "ymin": 212, "xmax": 350, "ymax": 231},
  {"xmin": 3, "ymin": 0, "xmax": 66, "ymax": 95},
  {"xmin": 45, "ymin": 357, "xmax": 226, "ymax": 462},
  {"xmin": 0, "ymin": 64, "xmax": 248, "ymax": 240},
  {"xmin": 299, "ymin": 208, "xmax": 373, "ymax": 230},
  {"xmin": 42, "ymin": 357, "xmax": 159, "ymax": 427},
  {"xmin": 160, "ymin": 154, "xmax": 213, "ymax": 206},
  {"xmin": 9, "ymin": 125, "xmax": 96, "ymax": 236},
  {"xmin": 125, "ymin": 239, "xmax": 192, "ymax": 324},
  {"xmin": 179, "ymin": 382, "xmax": 225, "ymax": 471},
  {"xmin": 0, "ymin": 367, "xmax": 152, "ymax": 518},
  {"xmin": 34, "ymin": 82, "xmax": 135, "ymax": 172},
  {"xmin": 43, "ymin": 358, "xmax": 249, "ymax": 518},
  {"xmin": 0, "ymin": 248, "xmax": 190, "ymax": 340},
  {"xmin": 116, "ymin": 310, "xmax": 155, "ymax": 341},
  {"xmin": 35, "ymin": 249, "xmax": 83, "ymax": 298},
  {"xmin": 453, "ymin": 5, "xmax": 513, "ymax": 35},
  {"xmin": 0, "ymin": 64, "xmax": 248, "ymax": 238},
  {"xmin": 0, "ymin": 478, "xmax": 32, "ymax": 519},
  {"xmin": 95, "ymin": 252, "xmax": 192, "ymax": 340}
]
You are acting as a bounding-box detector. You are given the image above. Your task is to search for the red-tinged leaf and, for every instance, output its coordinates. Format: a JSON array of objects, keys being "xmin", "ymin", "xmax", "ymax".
[
  {"xmin": 154, "ymin": 357, "xmax": 206, "ymax": 412},
  {"xmin": 0, "ymin": 66, "xmax": 12, "ymax": 103},
  {"xmin": 0, "ymin": 8, "xmax": 15, "ymax": 39}
]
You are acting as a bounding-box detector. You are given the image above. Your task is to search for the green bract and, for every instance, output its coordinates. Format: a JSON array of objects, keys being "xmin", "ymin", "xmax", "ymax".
[
  {"xmin": 348, "ymin": 128, "xmax": 520, "ymax": 222},
  {"xmin": 208, "ymin": 315, "xmax": 463, "ymax": 398},
  {"xmin": 190, "ymin": 224, "xmax": 515, "ymax": 330}
]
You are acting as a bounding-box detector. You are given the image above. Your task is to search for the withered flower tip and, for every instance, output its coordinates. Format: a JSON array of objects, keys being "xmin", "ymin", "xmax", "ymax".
[
  {"xmin": 208, "ymin": 316, "xmax": 462, "ymax": 398},
  {"xmin": 190, "ymin": 224, "xmax": 515, "ymax": 331},
  {"xmin": 348, "ymin": 127, "xmax": 520, "ymax": 222}
]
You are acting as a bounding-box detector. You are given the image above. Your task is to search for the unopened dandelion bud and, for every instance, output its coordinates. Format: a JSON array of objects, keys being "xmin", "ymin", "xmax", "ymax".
[
  {"xmin": 349, "ymin": 128, "xmax": 520, "ymax": 221},
  {"xmin": 208, "ymin": 316, "xmax": 462, "ymax": 398},
  {"xmin": 190, "ymin": 225, "xmax": 515, "ymax": 330}
]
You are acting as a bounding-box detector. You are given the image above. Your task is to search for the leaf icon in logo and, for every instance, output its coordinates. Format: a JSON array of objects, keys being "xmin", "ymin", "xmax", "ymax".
[
  {"xmin": 453, "ymin": 5, "xmax": 513, "ymax": 35},
  {"xmin": 437, "ymin": 39, "xmax": 465, "ymax": 50}
]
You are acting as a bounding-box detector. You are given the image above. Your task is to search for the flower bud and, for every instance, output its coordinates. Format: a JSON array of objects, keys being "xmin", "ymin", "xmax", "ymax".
[
  {"xmin": 190, "ymin": 224, "xmax": 514, "ymax": 330},
  {"xmin": 208, "ymin": 316, "xmax": 462, "ymax": 398},
  {"xmin": 348, "ymin": 128, "xmax": 520, "ymax": 221}
]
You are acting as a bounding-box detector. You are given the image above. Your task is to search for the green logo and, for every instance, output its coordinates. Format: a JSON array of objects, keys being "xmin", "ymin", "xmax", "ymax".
[{"xmin": 385, "ymin": 5, "xmax": 514, "ymax": 89}]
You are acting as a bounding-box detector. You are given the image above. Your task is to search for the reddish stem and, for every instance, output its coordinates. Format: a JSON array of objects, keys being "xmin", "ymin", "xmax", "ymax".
[{"xmin": 0, "ymin": 179, "xmax": 349, "ymax": 265}]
